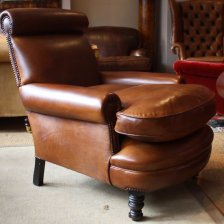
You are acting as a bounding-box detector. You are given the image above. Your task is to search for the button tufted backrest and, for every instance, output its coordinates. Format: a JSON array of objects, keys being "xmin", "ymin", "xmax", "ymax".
[
  {"xmin": 180, "ymin": 0, "xmax": 224, "ymax": 58},
  {"xmin": 169, "ymin": 0, "xmax": 224, "ymax": 59}
]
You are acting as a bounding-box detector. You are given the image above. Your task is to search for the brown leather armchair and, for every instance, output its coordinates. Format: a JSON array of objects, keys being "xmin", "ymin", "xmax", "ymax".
[
  {"xmin": 85, "ymin": 26, "xmax": 151, "ymax": 71},
  {"xmin": 0, "ymin": 9, "xmax": 216, "ymax": 221}
]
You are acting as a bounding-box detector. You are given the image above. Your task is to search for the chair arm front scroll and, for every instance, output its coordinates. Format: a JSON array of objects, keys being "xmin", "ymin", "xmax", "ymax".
[
  {"xmin": 100, "ymin": 71, "xmax": 183, "ymax": 85},
  {"xmin": 171, "ymin": 42, "xmax": 186, "ymax": 60},
  {"xmin": 19, "ymin": 83, "xmax": 121, "ymax": 124}
]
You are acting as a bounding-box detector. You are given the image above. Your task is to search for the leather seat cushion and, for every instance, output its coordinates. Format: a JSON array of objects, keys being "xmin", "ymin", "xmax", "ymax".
[
  {"xmin": 110, "ymin": 125, "xmax": 213, "ymax": 172},
  {"xmin": 115, "ymin": 84, "xmax": 215, "ymax": 142}
]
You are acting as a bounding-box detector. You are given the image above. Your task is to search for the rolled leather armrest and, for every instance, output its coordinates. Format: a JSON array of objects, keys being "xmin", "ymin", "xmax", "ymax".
[
  {"xmin": 171, "ymin": 42, "xmax": 186, "ymax": 60},
  {"xmin": 217, "ymin": 72, "xmax": 224, "ymax": 98},
  {"xmin": 19, "ymin": 83, "xmax": 121, "ymax": 124},
  {"xmin": 100, "ymin": 71, "xmax": 183, "ymax": 85}
]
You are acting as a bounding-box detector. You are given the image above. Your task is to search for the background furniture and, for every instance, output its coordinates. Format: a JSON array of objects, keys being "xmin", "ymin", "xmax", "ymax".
[
  {"xmin": 74, "ymin": 0, "xmax": 156, "ymax": 71},
  {"xmin": 169, "ymin": 0, "xmax": 224, "ymax": 62},
  {"xmin": 174, "ymin": 60, "xmax": 224, "ymax": 114},
  {"xmin": 169, "ymin": 0, "xmax": 224, "ymax": 114},
  {"xmin": 1, "ymin": 8, "xmax": 216, "ymax": 221},
  {"xmin": 85, "ymin": 26, "xmax": 151, "ymax": 71}
]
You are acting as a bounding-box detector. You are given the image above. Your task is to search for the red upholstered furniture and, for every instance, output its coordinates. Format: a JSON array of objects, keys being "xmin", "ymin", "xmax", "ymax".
[
  {"xmin": 169, "ymin": 0, "xmax": 224, "ymax": 114},
  {"xmin": 174, "ymin": 60, "xmax": 224, "ymax": 114},
  {"xmin": 0, "ymin": 9, "xmax": 216, "ymax": 221}
]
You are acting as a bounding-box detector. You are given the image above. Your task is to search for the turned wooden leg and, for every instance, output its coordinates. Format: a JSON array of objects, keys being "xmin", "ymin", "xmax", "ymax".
[
  {"xmin": 33, "ymin": 157, "xmax": 45, "ymax": 186},
  {"xmin": 128, "ymin": 191, "xmax": 145, "ymax": 221},
  {"xmin": 24, "ymin": 117, "xmax": 32, "ymax": 133}
]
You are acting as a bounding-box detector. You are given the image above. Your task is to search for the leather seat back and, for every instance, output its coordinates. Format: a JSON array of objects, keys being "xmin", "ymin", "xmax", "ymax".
[{"xmin": 1, "ymin": 8, "xmax": 100, "ymax": 87}]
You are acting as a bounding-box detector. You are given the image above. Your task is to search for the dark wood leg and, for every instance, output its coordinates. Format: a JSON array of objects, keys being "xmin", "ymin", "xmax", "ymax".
[
  {"xmin": 33, "ymin": 157, "xmax": 45, "ymax": 186},
  {"xmin": 24, "ymin": 117, "xmax": 32, "ymax": 133},
  {"xmin": 128, "ymin": 191, "xmax": 145, "ymax": 221}
]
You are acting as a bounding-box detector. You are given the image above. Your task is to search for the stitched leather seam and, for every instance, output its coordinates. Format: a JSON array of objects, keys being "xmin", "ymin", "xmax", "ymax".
[{"xmin": 117, "ymin": 97, "xmax": 215, "ymax": 118}]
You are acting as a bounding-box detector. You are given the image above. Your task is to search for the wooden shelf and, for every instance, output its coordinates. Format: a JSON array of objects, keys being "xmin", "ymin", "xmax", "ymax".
[{"xmin": 0, "ymin": 0, "xmax": 61, "ymax": 11}]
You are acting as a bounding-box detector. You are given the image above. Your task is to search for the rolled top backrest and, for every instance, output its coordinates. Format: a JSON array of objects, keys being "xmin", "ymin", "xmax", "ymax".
[
  {"xmin": 0, "ymin": 8, "xmax": 100, "ymax": 87},
  {"xmin": 0, "ymin": 8, "xmax": 89, "ymax": 35}
]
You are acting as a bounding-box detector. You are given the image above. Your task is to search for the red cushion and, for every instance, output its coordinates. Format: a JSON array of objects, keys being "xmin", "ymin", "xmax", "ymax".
[
  {"xmin": 174, "ymin": 60, "xmax": 224, "ymax": 114},
  {"xmin": 174, "ymin": 60, "xmax": 224, "ymax": 78}
]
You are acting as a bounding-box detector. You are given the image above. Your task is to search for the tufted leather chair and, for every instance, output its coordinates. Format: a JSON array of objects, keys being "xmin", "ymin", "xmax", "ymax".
[
  {"xmin": 85, "ymin": 26, "xmax": 151, "ymax": 71},
  {"xmin": 169, "ymin": 0, "xmax": 224, "ymax": 61},
  {"xmin": 0, "ymin": 8, "xmax": 216, "ymax": 221}
]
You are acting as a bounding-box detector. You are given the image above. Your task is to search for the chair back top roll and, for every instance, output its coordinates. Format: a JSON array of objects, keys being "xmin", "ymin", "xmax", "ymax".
[{"xmin": 0, "ymin": 8, "xmax": 89, "ymax": 35}]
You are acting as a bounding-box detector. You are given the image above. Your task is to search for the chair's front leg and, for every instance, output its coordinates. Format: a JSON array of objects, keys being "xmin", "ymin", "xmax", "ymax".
[
  {"xmin": 33, "ymin": 157, "xmax": 45, "ymax": 186},
  {"xmin": 128, "ymin": 191, "xmax": 145, "ymax": 221}
]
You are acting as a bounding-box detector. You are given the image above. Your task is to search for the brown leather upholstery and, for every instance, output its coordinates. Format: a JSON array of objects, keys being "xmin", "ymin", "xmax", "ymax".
[
  {"xmin": 169, "ymin": 0, "xmax": 224, "ymax": 61},
  {"xmin": 85, "ymin": 26, "xmax": 151, "ymax": 71},
  {"xmin": 110, "ymin": 125, "xmax": 213, "ymax": 191},
  {"xmin": 0, "ymin": 8, "xmax": 216, "ymax": 221},
  {"xmin": 100, "ymin": 71, "xmax": 183, "ymax": 85},
  {"xmin": 111, "ymin": 126, "xmax": 213, "ymax": 171},
  {"xmin": 86, "ymin": 26, "xmax": 141, "ymax": 57},
  {"xmin": 19, "ymin": 83, "xmax": 122, "ymax": 124},
  {"xmin": 114, "ymin": 84, "xmax": 215, "ymax": 142}
]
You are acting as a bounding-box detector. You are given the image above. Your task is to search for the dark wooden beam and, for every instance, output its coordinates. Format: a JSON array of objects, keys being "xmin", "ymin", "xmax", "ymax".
[
  {"xmin": 139, "ymin": 0, "xmax": 155, "ymax": 63},
  {"xmin": 0, "ymin": 0, "xmax": 61, "ymax": 11}
]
